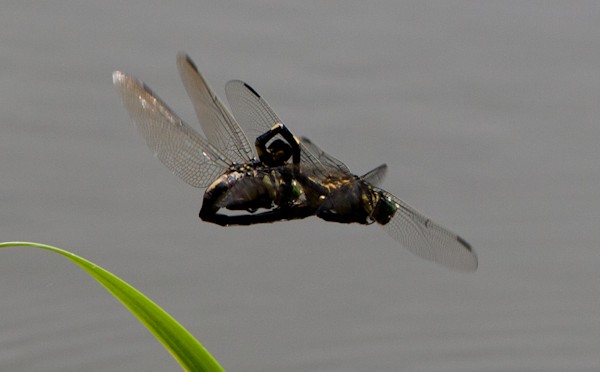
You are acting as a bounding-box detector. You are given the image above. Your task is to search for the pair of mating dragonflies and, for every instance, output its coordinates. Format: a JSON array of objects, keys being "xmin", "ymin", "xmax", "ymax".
[{"xmin": 113, "ymin": 53, "xmax": 477, "ymax": 271}]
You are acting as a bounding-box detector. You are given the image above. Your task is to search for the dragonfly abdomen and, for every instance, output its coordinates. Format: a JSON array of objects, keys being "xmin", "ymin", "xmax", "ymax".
[{"xmin": 202, "ymin": 164, "xmax": 302, "ymax": 215}]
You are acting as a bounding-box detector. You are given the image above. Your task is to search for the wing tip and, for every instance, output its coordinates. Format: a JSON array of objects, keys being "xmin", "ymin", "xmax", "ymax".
[
  {"xmin": 456, "ymin": 235, "xmax": 472, "ymax": 252},
  {"xmin": 112, "ymin": 70, "xmax": 155, "ymax": 98},
  {"xmin": 455, "ymin": 235, "xmax": 478, "ymax": 272},
  {"xmin": 177, "ymin": 51, "xmax": 200, "ymax": 73},
  {"xmin": 112, "ymin": 70, "xmax": 127, "ymax": 86},
  {"xmin": 243, "ymin": 82, "xmax": 261, "ymax": 98}
]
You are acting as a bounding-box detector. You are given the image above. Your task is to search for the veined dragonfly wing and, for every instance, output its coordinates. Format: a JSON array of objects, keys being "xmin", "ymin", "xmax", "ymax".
[
  {"xmin": 300, "ymin": 137, "xmax": 352, "ymax": 174},
  {"xmin": 301, "ymin": 137, "xmax": 387, "ymax": 187},
  {"xmin": 360, "ymin": 164, "xmax": 387, "ymax": 187},
  {"xmin": 225, "ymin": 80, "xmax": 282, "ymax": 141},
  {"xmin": 224, "ymin": 80, "xmax": 328, "ymax": 172},
  {"xmin": 113, "ymin": 71, "xmax": 231, "ymax": 188},
  {"xmin": 177, "ymin": 53, "xmax": 255, "ymax": 164},
  {"xmin": 379, "ymin": 190, "xmax": 478, "ymax": 272}
]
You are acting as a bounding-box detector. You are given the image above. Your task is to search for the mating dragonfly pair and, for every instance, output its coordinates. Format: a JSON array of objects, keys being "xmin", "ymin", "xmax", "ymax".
[{"xmin": 113, "ymin": 53, "xmax": 477, "ymax": 271}]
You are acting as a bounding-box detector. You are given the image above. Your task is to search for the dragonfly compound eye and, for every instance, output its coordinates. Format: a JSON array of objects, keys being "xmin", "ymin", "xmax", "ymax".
[{"xmin": 373, "ymin": 196, "xmax": 397, "ymax": 225}]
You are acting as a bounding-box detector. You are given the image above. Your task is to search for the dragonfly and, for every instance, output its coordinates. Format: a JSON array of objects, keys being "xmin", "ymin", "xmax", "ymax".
[{"xmin": 113, "ymin": 53, "xmax": 477, "ymax": 271}]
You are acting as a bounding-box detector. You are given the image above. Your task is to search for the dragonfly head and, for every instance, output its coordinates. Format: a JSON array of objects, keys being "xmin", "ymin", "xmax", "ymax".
[{"xmin": 372, "ymin": 194, "xmax": 397, "ymax": 225}]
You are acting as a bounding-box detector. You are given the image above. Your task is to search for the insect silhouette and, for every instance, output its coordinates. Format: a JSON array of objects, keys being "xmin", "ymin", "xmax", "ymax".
[{"xmin": 113, "ymin": 53, "xmax": 477, "ymax": 271}]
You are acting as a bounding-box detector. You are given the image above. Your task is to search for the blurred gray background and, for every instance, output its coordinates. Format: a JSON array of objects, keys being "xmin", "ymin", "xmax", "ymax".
[{"xmin": 2, "ymin": 1, "xmax": 599, "ymax": 371}]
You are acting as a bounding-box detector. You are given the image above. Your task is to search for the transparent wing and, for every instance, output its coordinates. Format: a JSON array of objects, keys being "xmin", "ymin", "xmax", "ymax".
[
  {"xmin": 300, "ymin": 137, "xmax": 351, "ymax": 174},
  {"xmin": 224, "ymin": 80, "xmax": 328, "ymax": 172},
  {"xmin": 177, "ymin": 53, "xmax": 254, "ymax": 163},
  {"xmin": 300, "ymin": 137, "xmax": 388, "ymax": 187},
  {"xmin": 379, "ymin": 190, "xmax": 478, "ymax": 272},
  {"xmin": 113, "ymin": 71, "xmax": 230, "ymax": 188},
  {"xmin": 224, "ymin": 80, "xmax": 283, "ymax": 141},
  {"xmin": 361, "ymin": 164, "xmax": 387, "ymax": 187}
]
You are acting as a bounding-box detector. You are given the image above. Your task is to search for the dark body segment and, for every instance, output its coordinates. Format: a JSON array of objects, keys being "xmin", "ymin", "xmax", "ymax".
[
  {"xmin": 199, "ymin": 162, "xmax": 306, "ymax": 225},
  {"xmin": 200, "ymin": 158, "xmax": 397, "ymax": 227}
]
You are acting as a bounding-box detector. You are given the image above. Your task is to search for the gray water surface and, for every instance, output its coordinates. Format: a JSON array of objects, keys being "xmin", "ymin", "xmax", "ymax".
[{"xmin": 2, "ymin": 2, "xmax": 600, "ymax": 371}]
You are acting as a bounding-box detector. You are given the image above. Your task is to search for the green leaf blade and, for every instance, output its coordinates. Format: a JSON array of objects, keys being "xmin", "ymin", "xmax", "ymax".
[{"xmin": 0, "ymin": 241, "xmax": 224, "ymax": 372}]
